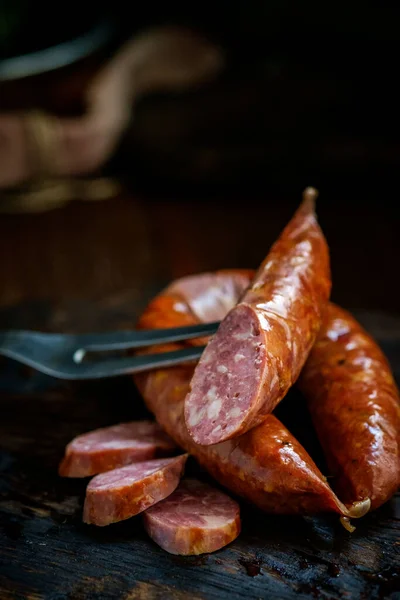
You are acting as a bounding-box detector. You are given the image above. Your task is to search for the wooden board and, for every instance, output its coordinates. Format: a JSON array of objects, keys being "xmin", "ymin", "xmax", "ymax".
[{"xmin": 1, "ymin": 299, "xmax": 399, "ymax": 600}]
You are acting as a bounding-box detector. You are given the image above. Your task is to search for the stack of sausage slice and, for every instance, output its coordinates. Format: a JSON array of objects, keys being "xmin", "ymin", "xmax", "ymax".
[
  {"xmin": 59, "ymin": 187, "xmax": 400, "ymax": 553},
  {"xmin": 60, "ymin": 421, "xmax": 241, "ymax": 554}
]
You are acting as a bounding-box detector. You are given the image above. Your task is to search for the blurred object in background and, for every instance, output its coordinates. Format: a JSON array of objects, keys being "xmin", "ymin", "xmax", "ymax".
[
  {"xmin": 0, "ymin": 3, "xmax": 223, "ymax": 211},
  {"xmin": 0, "ymin": 3, "xmax": 399, "ymax": 315},
  {"xmin": 0, "ymin": 3, "xmax": 115, "ymax": 81},
  {"xmin": 119, "ymin": 2, "xmax": 400, "ymax": 198},
  {"xmin": 2, "ymin": 2, "xmax": 400, "ymax": 204}
]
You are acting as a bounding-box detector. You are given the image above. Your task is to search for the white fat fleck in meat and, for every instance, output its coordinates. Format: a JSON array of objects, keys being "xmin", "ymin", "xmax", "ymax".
[
  {"xmin": 233, "ymin": 331, "xmax": 251, "ymax": 341},
  {"xmin": 206, "ymin": 386, "xmax": 219, "ymax": 402},
  {"xmin": 207, "ymin": 399, "xmax": 222, "ymax": 420},
  {"xmin": 200, "ymin": 352, "xmax": 213, "ymax": 365},
  {"xmin": 188, "ymin": 405, "xmax": 206, "ymax": 427},
  {"xmin": 206, "ymin": 387, "xmax": 222, "ymax": 419},
  {"xmin": 234, "ymin": 353, "xmax": 246, "ymax": 363},
  {"xmin": 217, "ymin": 365, "xmax": 228, "ymax": 374},
  {"xmin": 229, "ymin": 407, "xmax": 242, "ymax": 419}
]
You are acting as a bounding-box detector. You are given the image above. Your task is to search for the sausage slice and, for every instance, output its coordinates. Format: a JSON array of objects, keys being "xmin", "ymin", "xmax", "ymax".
[
  {"xmin": 59, "ymin": 421, "xmax": 176, "ymax": 478},
  {"xmin": 143, "ymin": 479, "xmax": 241, "ymax": 555},
  {"xmin": 83, "ymin": 454, "xmax": 187, "ymax": 526}
]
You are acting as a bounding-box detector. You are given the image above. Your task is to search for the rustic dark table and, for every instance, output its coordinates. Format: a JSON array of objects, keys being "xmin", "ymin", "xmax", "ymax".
[{"xmin": 0, "ymin": 189, "xmax": 399, "ymax": 599}]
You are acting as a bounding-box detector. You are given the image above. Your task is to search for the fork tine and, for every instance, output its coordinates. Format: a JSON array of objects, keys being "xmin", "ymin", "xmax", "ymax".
[
  {"xmin": 71, "ymin": 346, "xmax": 206, "ymax": 379},
  {"xmin": 79, "ymin": 322, "xmax": 219, "ymax": 352},
  {"xmin": 0, "ymin": 323, "xmax": 216, "ymax": 381}
]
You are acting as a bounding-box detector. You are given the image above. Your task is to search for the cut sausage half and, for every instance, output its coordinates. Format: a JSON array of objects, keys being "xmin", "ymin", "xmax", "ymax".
[{"xmin": 185, "ymin": 189, "xmax": 331, "ymax": 445}]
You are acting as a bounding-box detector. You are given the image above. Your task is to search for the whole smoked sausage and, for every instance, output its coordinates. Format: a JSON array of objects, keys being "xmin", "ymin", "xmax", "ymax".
[
  {"xmin": 299, "ymin": 303, "xmax": 400, "ymax": 510},
  {"xmin": 135, "ymin": 271, "xmax": 368, "ymax": 520},
  {"xmin": 184, "ymin": 189, "xmax": 331, "ymax": 445}
]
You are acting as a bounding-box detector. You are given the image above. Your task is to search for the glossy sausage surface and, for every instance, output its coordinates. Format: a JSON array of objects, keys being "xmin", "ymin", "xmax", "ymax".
[
  {"xmin": 135, "ymin": 271, "xmax": 366, "ymax": 519},
  {"xmin": 184, "ymin": 189, "xmax": 331, "ymax": 445},
  {"xmin": 299, "ymin": 303, "xmax": 400, "ymax": 509}
]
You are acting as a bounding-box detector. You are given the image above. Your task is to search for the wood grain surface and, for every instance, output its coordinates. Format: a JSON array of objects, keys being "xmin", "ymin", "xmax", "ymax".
[
  {"xmin": 0, "ymin": 291, "xmax": 399, "ymax": 600},
  {"xmin": 0, "ymin": 188, "xmax": 399, "ymax": 599},
  {"xmin": 2, "ymin": 16, "xmax": 400, "ymax": 593},
  {"xmin": 0, "ymin": 189, "xmax": 399, "ymax": 312}
]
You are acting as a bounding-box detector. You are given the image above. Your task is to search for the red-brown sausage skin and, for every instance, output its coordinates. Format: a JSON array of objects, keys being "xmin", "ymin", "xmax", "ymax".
[
  {"xmin": 299, "ymin": 303, "xmax": 400, "ymax": 510},
  {"xmin": 135, "ymin": 271, "xmax": 361, "ymax": 518},
  {"xmin": 184, "ymin": 189, "xmax": 331, "ymax": 446}
]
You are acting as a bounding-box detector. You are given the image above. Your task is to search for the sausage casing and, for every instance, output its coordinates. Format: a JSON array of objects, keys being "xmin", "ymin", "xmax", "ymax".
[
  {"xmin": 135, "ymin": 271, "xmax": 365, "ymax": 518},
  {"xmin": 184, "ymin": 189, "xmax": 331, "ymax": 445},
  {"xmin": 299, "ymin": 303, "xmax": 400, "ymax": 509}
]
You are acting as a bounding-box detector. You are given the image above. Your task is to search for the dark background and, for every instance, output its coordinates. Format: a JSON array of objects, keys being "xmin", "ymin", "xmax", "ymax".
[
  {"xmin": 0, "ymin": 1, "xmax": 399, "ymax": 313},
  {"xmin": 1, "ymin": 5, "xmax": 400, "ymax": 599}
]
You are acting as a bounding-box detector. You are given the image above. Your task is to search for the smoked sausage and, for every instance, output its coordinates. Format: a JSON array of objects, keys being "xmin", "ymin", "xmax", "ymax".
[
  {"xmin": 143, "ymin": 479, "xmax": 241, "ymax": 555},
  {"xmin": 184, "ymin": 188, "xmax": 331, "ymax": 445},
  {"xmin": 83, "ymin": 454, "xmax": 187, "ymax": 526},
  {"xmin": 135, "ymin": 271, "xmax": 368, "ymax": 520},
  {"xmin": 59, "ymin": 421, "xmax": 177, "ymax": 478},
  {"xmin": 299, "ymin": 303, "xmax": 400, "ymax": 510}
]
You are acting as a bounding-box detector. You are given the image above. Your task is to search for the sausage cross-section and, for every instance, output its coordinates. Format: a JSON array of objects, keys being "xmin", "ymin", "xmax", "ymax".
[
  {"xmin": 184, "ymin": 188, "xmax": 331, "ymax": 445},
  {"xmin": 135, "ymin": 270, "xmax": 369, "ymax": 520},
  {"xmin": 143, "ymin": 479, "xmax": 241, "ymax": 555},
  {"xmin": 83, "ymin": 454, "xmax": 187, "ymax": 526}
]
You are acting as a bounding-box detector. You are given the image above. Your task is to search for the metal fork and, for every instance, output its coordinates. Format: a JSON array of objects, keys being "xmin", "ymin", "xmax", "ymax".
[{"xmin": 0, "ymin": 323, "xmax": 220, "ymax": 380}]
